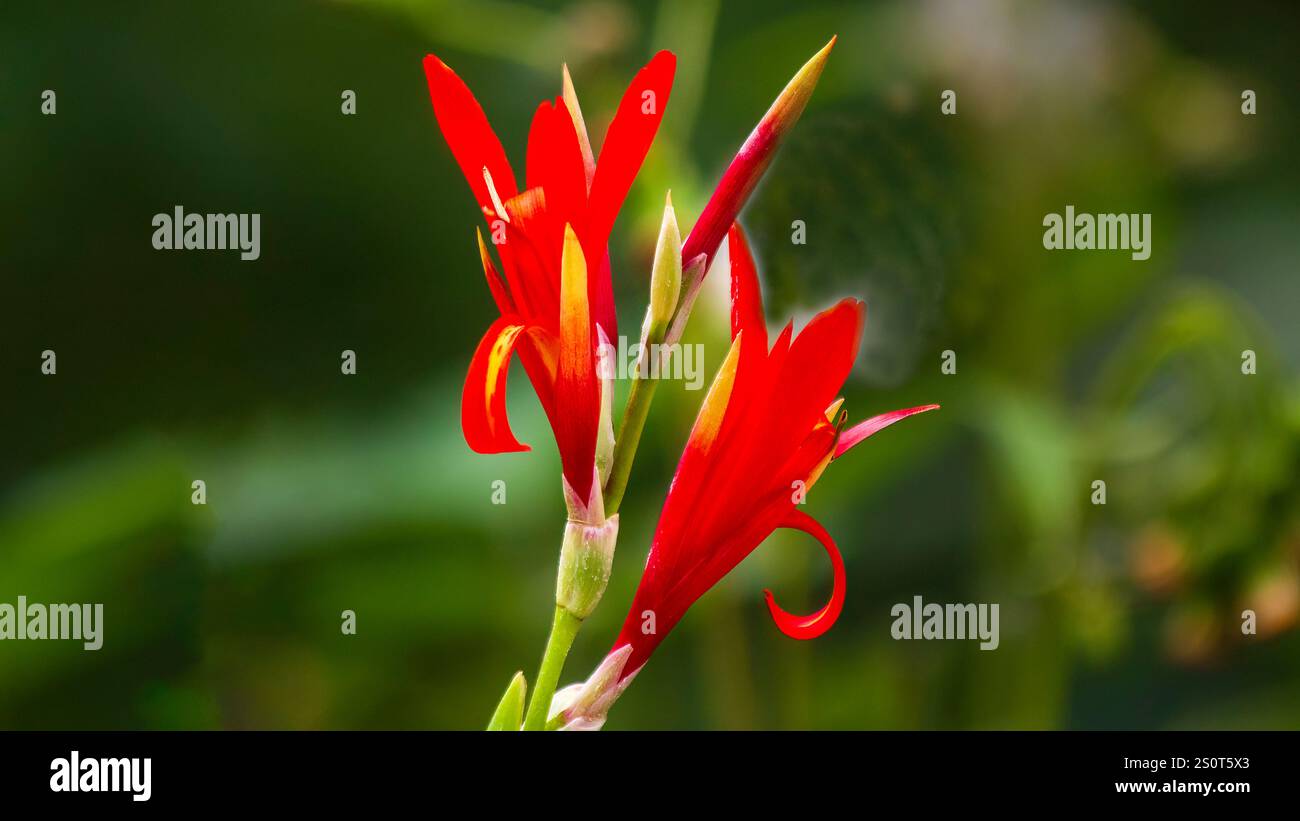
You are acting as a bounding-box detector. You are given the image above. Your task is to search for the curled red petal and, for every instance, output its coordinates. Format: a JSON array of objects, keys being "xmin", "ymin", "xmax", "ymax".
[
  {"xmin": 462, "ymin": 316, "xmax": 531, "ymax": 454},
  {"xmin": 422, "ymin": 54, "xmax": 518, "ymax": 216},
  {"xmin": 833, "ymin": 404, "xmax": 940, "ymax": 459},
  {"xmin": 763, "ymin": 509, "xmax": 845, "ymax": 640}
]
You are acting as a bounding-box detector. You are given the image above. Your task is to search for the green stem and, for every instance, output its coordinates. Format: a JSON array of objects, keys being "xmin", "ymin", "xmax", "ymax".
[
  {"xmin": 603, "ymin": 257, "xmax": 704, "ymax": 518},
  {"xmin": 603, "ymin": 369, "xmax": 661, "ymax": 517},
  {"xmin": 522, "ymin": 605, "xmax": 583, "ymax": 731}
]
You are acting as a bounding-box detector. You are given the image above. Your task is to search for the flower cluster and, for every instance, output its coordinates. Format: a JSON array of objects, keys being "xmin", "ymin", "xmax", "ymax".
[{"xmin": 423, "ymin": 36, "xmax": 936, "ymax": 731}]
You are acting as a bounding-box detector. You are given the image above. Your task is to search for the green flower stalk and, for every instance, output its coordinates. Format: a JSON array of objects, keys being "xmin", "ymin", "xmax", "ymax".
[
  {"xmin": 603, "ymin": 195, "xmax": 682, "ymax": 516},
  {"xmin": 519, "ymin": 511, "xmax": 619, "ymax": 731}
]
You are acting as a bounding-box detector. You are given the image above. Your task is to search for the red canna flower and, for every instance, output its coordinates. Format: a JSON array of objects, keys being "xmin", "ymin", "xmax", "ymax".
[
  {"xmin": 423, "ymin": 51, "xmax": 676, "ymax": 510},
  {"xmin": 610, "ymin": 226, "xmax": 938, "ymax": 680}
]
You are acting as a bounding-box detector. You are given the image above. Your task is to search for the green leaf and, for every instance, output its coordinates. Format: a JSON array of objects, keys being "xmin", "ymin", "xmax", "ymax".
[{"xmin": 486, "ymin": 672, "xmax": 527, "ymax": 731}]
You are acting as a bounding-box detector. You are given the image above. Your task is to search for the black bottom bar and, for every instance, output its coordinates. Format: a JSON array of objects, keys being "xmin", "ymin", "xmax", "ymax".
[{"xmin": 0, "ymin": 730, "xmax": 1284, "ymax": 808}]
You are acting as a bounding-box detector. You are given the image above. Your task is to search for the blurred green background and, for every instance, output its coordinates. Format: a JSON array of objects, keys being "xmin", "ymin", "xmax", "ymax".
[{"xmin": 2, "ymin": 0, "xmax": 1298, "ymax": 729}]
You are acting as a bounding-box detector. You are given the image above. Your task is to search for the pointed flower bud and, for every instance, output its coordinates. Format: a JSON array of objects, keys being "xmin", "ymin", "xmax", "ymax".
[
  {"xmin": 555, "ymin": 514, "xmax": 620, "ymax": 620},
  {"xmin": 646, "ymin": 192, "xmax": 682, "ymax": 341},
  {"xmin": 485, "ymin": 671, "xmax": 528, "ymax": 731},
  {"xmin": 681, "ymin": 37, "xmax": 835, "ymax": 272}
]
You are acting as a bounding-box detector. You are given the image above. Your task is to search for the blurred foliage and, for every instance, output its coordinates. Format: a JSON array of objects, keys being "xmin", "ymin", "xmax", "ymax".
[{"xmin": 1, "ymin": 0, "xmax": 1298, "ymax": 729}]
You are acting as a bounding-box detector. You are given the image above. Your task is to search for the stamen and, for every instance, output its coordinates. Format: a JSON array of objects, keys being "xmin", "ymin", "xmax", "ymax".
[{"xmin": 482, "ymin": 166, "xmax": 511, "ymax": 223}]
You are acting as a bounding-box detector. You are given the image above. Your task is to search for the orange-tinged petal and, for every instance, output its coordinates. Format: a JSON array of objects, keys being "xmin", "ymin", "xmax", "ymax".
[
  {"xmin": 476, "ymin": 228, "xmax": 514, "ymax": 315},
  {"xmin": 499, "ymin": 188, "xmax": 560, "ymax": 323},
  {"xmin": 783, "ymin": 419, "xmax": 839, "ymax": 491},
  {"xmin": 556, "ymin": 224, "xmax": 600, "ymax": 506},
  {"xmin": 423, "ymin": 54, "xmax": 518, "ymax": 216},
  {"xmin": 517, "ymin": 323, "xmax": 559, "ymax": 418},
  {"xmin": 824, "ymin": 397, "xmax": 845, "ymax": 422},
  {"xmin": 683, "ymin": 332, "xmax": 743, "ymax": 457},
  {"xmin": 642, "ymin": 332, "xmax": 745, "ymax": 582},
  {"xmin": 462, "ymin": 316, "xmax": 530, "ymax": 454},
  {"xmin": 561, "ymin": 64, "xmax": 596, "ymax": 192},
  {"xmin": 763, "ymin": 509, "xmax": 845, "ymax": 639}
]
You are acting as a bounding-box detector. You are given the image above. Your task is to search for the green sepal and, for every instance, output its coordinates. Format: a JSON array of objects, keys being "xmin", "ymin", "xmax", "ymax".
[{"xmin": 486, "ymin": 671, "xmax": 528, "ymax": 731}]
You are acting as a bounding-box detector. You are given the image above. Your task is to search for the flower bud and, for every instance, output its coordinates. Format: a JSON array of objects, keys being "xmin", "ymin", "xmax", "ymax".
[
  {"xmin": 485, "ymin": 671, "xmax": 527, "ymax": 731},
  {"xmin": 549, "ymin": 644, "xmax": 640, "ymax": 731},
  {"xmin": 555, "ymin": 514, "xmax": 620, "ymax": 620},
  {"xmin": 681, "ymin": 37, "xmax": 835, "ymax": 272},
  {"xmin": 646, "ymin": 193, "xmax": 682, "ymax": 341}
]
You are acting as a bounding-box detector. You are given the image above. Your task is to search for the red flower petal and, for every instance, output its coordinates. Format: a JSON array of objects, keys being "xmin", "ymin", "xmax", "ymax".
[
  {"xmin": 422, "ymin": 54, "xmax": 518, "ymax": 216},
  {"xmin": 763, "ymin": 509, "xmax": 845, "ymax": 639},
  {"xmin": 727, "ymin": 225, "xmax": 767, "ymax": 353},
  {"xmin": 672, "ymin": 331, "xmax": 744, "ymax": 506},
  {"xmin": 586, "ymin": 51, "xmax": 676, "ymax": 250},
  {"xmin": 584, "ymin": 50, "xmax": 677, "ymax": 339},
  {"xmin": 757, "ymin": 299, "xmax": 864, "ymax": 471},
  {"xmin": 462, "ymin": 315, "xmax": 531, "ymax": 454},
  {"xmin": 526, "ymin": 98, "xmax": 615, "ymax": 341},
  {"xmin": 526, "ymin": 98, "xmax": 589, "ymax": 235},
  {"xmin": 476, "ymin": 228, "xmax": 514, "ymax": 315},
  {"xmin": 499, "ymin": 188, "xmax": 560, "ymax": 324},
  {"xmin": 561, "ymin": 64, "xmax": 597, "ymax": 191},
  {"xmin": 516, "ymin": 324, "xmax": 559, "ymax": 424},
  {"xmin": 833, "ymin": 404, "xmax": 941, "ymax": 459},
  {"xmin": 555, "ymin": 225, "xmax": 600, "ymax": 507},
  {"xmin": 682, "ymin": 332, "xmax": 744, "ymax": 459}
]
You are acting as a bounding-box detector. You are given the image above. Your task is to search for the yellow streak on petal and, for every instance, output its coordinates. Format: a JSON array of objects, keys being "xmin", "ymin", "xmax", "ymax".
[
  {"xmin": 559, "ymin": 224, "xmax": 590, "ymax": 378},
  {"xmin": 476, "ymin": 227, "xmax": 493, "ymax": 267},
  {"xmin": 561, "ymin": 64, "xmax": 596, "ymax": 193},
  {"xmin": 685, "ymin": 332, "xmax": 743, "ymax": 455},
  {"xmin": 484, "ymin": 324, "xmax": 526, "ymax": 437},
  {"xmin": 803, "ymin": 448, "xmax": 835, "ymax": 494},
  {"xmin": 824, "ymin": 397, "xmax": 844, "ymax": 423}
]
